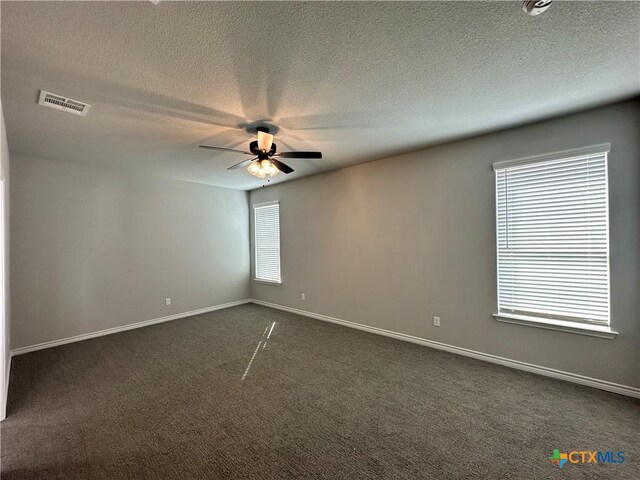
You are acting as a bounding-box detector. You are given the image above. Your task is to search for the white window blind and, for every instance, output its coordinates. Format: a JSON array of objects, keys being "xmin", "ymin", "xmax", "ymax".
[
  {"xmin": 494, "ymin": 145, "xmax": 610, "ymax": 326},
  {"xmin": 254, "ymin": 202, "xmax": 281, "ymax": 283}
]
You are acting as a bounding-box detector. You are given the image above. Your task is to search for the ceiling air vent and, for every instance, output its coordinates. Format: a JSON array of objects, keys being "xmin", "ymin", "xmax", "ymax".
[{"xmin": 38, "ymin": 90, "xmax": 91, "ymax": 116}]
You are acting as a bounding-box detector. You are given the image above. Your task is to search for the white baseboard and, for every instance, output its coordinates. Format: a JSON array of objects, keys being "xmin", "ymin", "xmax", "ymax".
[
  {"xmin": 250, "ymin": 299, "xmax": 640, "ymax": 399},
  {"xmin": 1, "ymin": 354, "xmax": 9, "ymax": 421},
  {"xmin": 10, "ymin": 299, "xmax": 252, "ymax": 357},
  {"xmin": 8, "ymin": 298, "xmax": 639, "ymax": 399}
]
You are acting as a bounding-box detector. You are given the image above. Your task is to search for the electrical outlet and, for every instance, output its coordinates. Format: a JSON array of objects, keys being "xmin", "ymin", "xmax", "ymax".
[
  {"xmin": 301, "ymin": 293, "xmax": 306, "ymax": 301},
  {"xmin": 433, "ymin": 316, "xmax": 440, "ymax": 327},
  {"xmin": 165, "ymin": 298, "xmax": 172, "ymax": 306}
]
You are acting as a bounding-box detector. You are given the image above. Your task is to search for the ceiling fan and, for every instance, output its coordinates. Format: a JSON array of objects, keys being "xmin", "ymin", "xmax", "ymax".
[{"xmin": 199, "ymin": 127, "xmax": 322, "ymax": 178}]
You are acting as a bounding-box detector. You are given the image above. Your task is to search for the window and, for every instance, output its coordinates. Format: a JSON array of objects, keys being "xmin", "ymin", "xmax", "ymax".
[
  {"xmin": 494, "ymin": 144, "xmax": 611, "ymax": 333},
  {"xmin": 254, "ymin": 202, "xmax": 281, "ymax": 283}
]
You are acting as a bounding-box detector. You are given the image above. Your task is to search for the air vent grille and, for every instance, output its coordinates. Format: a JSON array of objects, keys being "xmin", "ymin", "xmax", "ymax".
[{"xmin": 38, "ymin": 90, "xmax": 91, "ymax": 116}]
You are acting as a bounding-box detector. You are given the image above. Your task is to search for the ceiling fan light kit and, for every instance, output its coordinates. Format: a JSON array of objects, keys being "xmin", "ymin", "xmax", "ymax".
[
  {"xmin": 199, "ymin": 126, "xmax": 322, "ymax": 180},
  {"xmin": 248, "ymin": 159, "xmax": 279, "ymax": 179}
]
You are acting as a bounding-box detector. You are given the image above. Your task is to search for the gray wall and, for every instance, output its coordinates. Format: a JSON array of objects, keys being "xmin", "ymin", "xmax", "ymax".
[
  {"xmin": 250, "ymin": 99, "xmax": 640, "ymax": 388},
  {"xmin": 1, "ymin": 99, "xmax": 10, "ymax": 420},
  {"xmin": 11, "ymin": 155, "xmax": 250, "ymax": 349}
]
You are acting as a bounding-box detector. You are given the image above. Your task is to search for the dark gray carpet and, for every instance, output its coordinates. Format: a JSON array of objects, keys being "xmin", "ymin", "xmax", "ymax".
[{"xmin": 1, "ymin": 304, "xmax": 638, "ymax": 479}]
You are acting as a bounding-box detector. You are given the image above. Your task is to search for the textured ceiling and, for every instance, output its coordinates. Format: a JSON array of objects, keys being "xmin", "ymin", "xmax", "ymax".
[{"xmin": 1, "ymin": 1, "xmax": 639, "ymax": 190}]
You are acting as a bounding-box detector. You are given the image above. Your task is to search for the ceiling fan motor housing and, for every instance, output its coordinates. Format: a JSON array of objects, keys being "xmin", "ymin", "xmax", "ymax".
[{"xmin": 250, "ymin": 140, "xmax": 277, "ymax": 156}]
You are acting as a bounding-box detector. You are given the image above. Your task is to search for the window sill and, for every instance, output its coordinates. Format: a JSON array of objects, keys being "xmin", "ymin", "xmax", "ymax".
[
  {"xmin": 493, "ymin": 313, "xmax": 618, "ymax": 339},
  {"xmin": 253, "ymin": 279, "xmax": 282, "ymax": 286}
]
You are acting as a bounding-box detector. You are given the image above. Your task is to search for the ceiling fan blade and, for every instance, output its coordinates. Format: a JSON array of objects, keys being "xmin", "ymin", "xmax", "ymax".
[
  {"xmin": 257, "ymin": 131, "xmax": 274, "ymax": 152},
  {"xmin": 270, "ymin": 158, "xmax": 294, "ymax": 174},
  {"xmin": 277, "ymin": 151, "xmax": 322, "ymax": 159},
  {"xmin": 199, "ymin": 145, "xmax": 252, "ymax": 155},
  {"xmin": 227, "ymin": 157, "xmax": 258, "ymax": 170}
]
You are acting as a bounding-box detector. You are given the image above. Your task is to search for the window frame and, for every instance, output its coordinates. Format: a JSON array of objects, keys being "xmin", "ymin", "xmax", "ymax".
[
  {"xmin": 492, "ymin": 144, "xmax": 617, "ymax": 339},
  {"xmin": 253, "ymin": 201, "xmax": 282, "ymax": 285}
]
